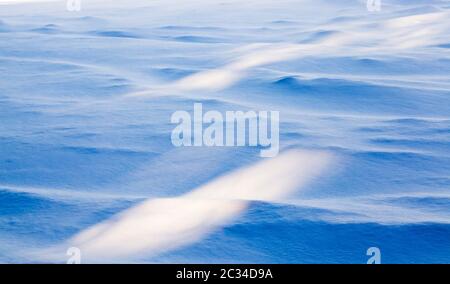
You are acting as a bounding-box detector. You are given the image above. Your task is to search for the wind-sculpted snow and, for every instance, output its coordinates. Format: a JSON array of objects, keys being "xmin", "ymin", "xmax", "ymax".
[
  {"xmin": 56, "ymin": 150, "xmax": 333, "ymax": 262},
  {"xmin": 1, "ymin": 0, "xmax": 450, "ymax": 263}
]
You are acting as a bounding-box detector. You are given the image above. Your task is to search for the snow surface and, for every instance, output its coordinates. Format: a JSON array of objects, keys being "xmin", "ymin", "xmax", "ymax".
[{"xmin": 0, "ymin": 0, "xmax": 450, "ymax": 263}]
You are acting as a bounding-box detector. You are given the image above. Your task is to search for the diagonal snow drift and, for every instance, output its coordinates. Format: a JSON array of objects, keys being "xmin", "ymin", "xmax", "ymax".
[{"xmin": 63, "ymin": 150, "xmax": 334, "ymax": 261}]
